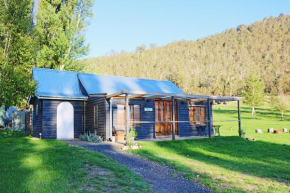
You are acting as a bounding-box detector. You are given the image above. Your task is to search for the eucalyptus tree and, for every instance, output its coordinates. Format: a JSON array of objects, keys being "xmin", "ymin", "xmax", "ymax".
[
  {"xmin": 0, "ymin": 0, "xmax": 36, "ymax": 107},
  {"xmin": 35, "ymin": 0, "xmax": 93, "ymax": 70}
]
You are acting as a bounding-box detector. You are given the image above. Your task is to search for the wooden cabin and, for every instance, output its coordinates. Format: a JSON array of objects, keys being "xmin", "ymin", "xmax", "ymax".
[{"xmin": 29, "ymin": 68, "xmax": 241, "ymax": 140}]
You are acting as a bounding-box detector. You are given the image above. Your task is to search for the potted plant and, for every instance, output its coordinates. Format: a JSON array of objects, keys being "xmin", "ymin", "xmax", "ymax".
[{"xmin": 115, "ymin": 126, "xmax": 126, "ymax": 142}]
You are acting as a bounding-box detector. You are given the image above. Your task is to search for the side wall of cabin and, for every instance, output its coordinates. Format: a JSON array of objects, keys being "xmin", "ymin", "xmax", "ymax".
[
  {"xmin": 177, "ymin": 101, "xmax": 213, "ymax": 137},
  {"xmin": 106, "ymin": 98, "xmax": 155, "ymax": 140},
  {"xmin": 32, "ymin": 98, "xmax": 43, "ymax": 138},
  {"xmin": 85, "ymin": 96, "xmax": 107, "ymax": 139},
  {"xmin": 103, "ymin": 98, "xmax": 213, "ymax": 140},
  {"xmin": 38, "ymin": 99, "xmax": 84, "ymax": 139}
]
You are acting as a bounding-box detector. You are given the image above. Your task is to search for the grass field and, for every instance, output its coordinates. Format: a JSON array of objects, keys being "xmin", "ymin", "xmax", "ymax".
[
  {"xmin": 0, "ymin": 130, "xmax": 149, "ymax": 193},
  {"xmin": 130, "ymin": 102, "xmax": 290, "ymax": 192}
]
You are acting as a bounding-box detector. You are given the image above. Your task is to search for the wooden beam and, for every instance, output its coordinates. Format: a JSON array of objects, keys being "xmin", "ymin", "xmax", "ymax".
[
  {"xmin": 208, "ymin": 96, "xmax": 242, "ymax": 101},
  {"xmin": 238, "ymin": 100, "xmax": 242, "ymax": 137},
  {"xmin": 172, "ymin": 96, "xmax": 176, "ymax": 140},
  {"xmin": 128, "ymin": 94, "xmax": 146, "ymax": 99},
  {"xmin": 207, "ymin": 98, "xmax": 211, "ymax": 138},
  {"xmin": 125, "ymin": 94, "xmax": 129, "ymax": 144},
  {"xmin": 106, "ymin": 91, "xmax": 125, "ymax": 99},
  {"xmin": 105, "ymin": 90, "xmax": 242, "ymax": 101},
  {"xmin": 144, "ymin": 95, "xmax": 169, "ymax": 99},
  {"xmin": 109, "ymin": 98, "xmax": 113, "ymax": 139}
]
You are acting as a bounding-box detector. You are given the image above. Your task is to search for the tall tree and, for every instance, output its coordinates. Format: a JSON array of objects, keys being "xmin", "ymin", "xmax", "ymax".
[
  {"xmin": 270, "ymin": 93, "xmax": 290, "ymax": 120},
  {"xmin": 35, "ymin": 0, "xmax": 93, "ymax": 70},
  {"xmin": 242, "ymin": 76, "xmax": 265, "ymax": 116},
  {"xmin": 0, "ymin": 0, "xmax": 36, "ymax": 107}
]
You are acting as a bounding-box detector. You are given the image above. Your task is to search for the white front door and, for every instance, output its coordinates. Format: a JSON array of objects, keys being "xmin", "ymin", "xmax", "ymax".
[{"xmin": 57, "ymin": 102, "xmax": 74, "ymax": 139}]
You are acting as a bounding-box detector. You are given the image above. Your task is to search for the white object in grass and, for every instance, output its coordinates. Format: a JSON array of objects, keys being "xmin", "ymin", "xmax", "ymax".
[{"xmin": 268, "ymin": 128, "xmax": 274, "ymax": 133}]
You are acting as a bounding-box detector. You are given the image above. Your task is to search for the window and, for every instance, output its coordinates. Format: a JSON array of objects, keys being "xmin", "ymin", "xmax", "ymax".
[
  {"xmin": 117, "ymin": 104, "xmax": 141, "ymax": 127},
  {"xmin": 35, "ymin": 104, "xmax": 39, "ymax": 116},
  {"xmin": 130, "ymin": 105, "xmax": 141, "ymax": 126},
  {"xmin": 94, "ymin": 106, "xmax": 98, "ymax": 127},
  {"xmin": 189, "ymin": 106, "xmax": 206, "ymax": 125}
]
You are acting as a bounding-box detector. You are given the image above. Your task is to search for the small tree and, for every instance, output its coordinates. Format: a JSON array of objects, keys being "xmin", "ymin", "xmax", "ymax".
[
  {"xmin": 270, "ymin": 93, "xmax": 290, "ymax": 120},
  {"xmin": 242, "ymin": 76, "xmax": 265, "ymax": 116}
]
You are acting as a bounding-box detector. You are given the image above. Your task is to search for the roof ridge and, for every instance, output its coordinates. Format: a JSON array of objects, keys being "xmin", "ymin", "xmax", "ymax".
[
  {"xmin": 78, "ymin": 71, "xmax": 173, "ymax": 83},
  {"xmin": 33, "ymin": 67, "xmax": 173, "ymax": 83}
]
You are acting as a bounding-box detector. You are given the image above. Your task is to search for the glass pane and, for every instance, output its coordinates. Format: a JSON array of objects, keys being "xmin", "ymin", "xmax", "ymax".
[
  {"xmin": 167, "ymin": 102, "xmax": 170, "ymax": 121},
  {"xmin": 160, "ymin": 102, "xmax": 164, "ymax": 121},
  {"xmin": 134, "ymin": 105, "xmax": 140, "ymax": 125},
  {"xmin": 155, "ymin": 102, "xmax": 159, "ymax": 121},
  {"xmin": 196, "ymin": 107, "xmax": 201, "ymax": 124},
  {"xmin": 117, "ymin": 105, "xmax": 125, "ymax": 127}
]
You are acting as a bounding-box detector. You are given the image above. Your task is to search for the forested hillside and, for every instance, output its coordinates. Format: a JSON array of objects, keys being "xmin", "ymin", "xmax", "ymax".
[{"xmin": 83, "ymin": 14, "xmax": 290, "ymax": 96}]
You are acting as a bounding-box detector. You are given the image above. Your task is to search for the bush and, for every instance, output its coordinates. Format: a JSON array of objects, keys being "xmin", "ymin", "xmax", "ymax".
[
  {"xmin": 126, "ymin": 128, "xmax": 138, "ymax": 146},
  {"xmin": 79, "ymin": 133, "xmax": 102, "ymax": 143}
]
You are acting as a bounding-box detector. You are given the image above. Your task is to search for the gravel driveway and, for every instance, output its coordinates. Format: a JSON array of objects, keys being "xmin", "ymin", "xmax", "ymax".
[{"xmin": 64, "ymin": 140, "xmax": 212, "ymax": 193}]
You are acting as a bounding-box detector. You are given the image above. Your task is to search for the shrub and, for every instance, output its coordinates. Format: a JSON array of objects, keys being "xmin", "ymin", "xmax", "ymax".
[
  {"xmin": 126, "ymin": 128, "xmax": 138, "ymax": 146},
  {"xmin": 79, "ymin": 133, "xmax": 102, "ymax": 143}
]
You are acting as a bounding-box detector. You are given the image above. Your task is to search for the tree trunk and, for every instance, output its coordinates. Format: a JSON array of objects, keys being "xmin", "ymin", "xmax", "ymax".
[
  {"xmin": 281, "ymin": 110, "xmax": 284, "ymax": 121},
  {"xmin": 251, "ymin": 107, "xmax": 255, "ymax": 116},
  {"xmin": 60, "ymin": 64, "xmax": 64, "ymax": 70}
]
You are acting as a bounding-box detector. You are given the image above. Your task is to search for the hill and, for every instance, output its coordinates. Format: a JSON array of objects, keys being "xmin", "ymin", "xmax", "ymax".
[{"xmin": 82, "ymin": 14, "xmax": 290, "ymax": 96}]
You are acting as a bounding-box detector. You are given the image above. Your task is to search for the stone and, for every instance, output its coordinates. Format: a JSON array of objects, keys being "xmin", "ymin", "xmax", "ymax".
[
  {"xmin": 255, "ymin": 129, "xmax": 263, "ymax": 133},
  {"xmin": 282, "ymin": 128, "xmax": 288, "ymax": 132},
  {"xmin": 268, "ymin": 128, "xmax": 274, "ymax": 133},
  {"xmin": 131, "ymin": 145, "xmax": 139, "ymax": 150},
  {"xmin": 122, "ymin": 146, "xmax": 129, "ymax": 150}
]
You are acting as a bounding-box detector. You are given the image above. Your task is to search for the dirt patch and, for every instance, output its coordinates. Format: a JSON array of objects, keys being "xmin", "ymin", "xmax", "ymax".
[
  {"xmin": 84, "ymin": 164, "xmax": 114, "ymax": 177},
  {"xmin": 79, "ymin": 164, "xmax": 117, "ymax": 192},
  {"xmin": 79, "ymin": 163, "xmax": 139, "ymax": 192}
]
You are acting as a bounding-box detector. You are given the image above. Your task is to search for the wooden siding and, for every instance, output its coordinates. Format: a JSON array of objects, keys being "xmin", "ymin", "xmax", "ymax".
[
  {"xmin": 41, "ymin": 100, "xmax": 84, "ymax": 139},
  {"xmin": 108, "ymin": 98, "xmax": 155, "ymax": 139},
  {"xmin": 32, "ymin": 98, "xmax": 43, "ymax": 138},
  {"xmin": 85, "ymin": 97, "xmax": 107, "ymax": 138},
  {"xmin": 177, "ymin": 101, "xmax": 213, "ymax": 137}
]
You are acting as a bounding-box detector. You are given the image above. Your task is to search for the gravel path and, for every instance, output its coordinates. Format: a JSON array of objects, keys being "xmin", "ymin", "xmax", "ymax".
[{"xmin": 64, "ymin": 140, "xmax": 212, "ymax": 193}]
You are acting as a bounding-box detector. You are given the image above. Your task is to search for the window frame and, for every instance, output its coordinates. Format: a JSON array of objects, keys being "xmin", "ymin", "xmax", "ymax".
[
  {"xmin": 189, "ymin": 106, "xmax": 206, "ymax": 125},
  {"xmin": 35, "ymin": 104, "xmax": 39, "ymax": 117},
  {"xmin": 116, "ymin": 104, "xmax": 141, "ymax": 127},
  {"xmin": 130, "ymin": 104, "xmax": 141, "ymax": 126}
]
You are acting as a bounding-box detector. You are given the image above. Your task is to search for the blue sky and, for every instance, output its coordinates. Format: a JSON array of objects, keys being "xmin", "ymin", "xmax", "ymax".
[{"xmin": 85, "ymin": 0, "xmax": 290, "ymax": 58}]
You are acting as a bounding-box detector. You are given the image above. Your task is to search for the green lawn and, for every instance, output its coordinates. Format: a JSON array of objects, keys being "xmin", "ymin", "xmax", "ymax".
[
  {"xmin": 130, "ymin": 102, "xmax": 290, "ymax": 192},
  {"xmin": 0, "ymin": 130, "xmax": 149, "ymax": 193},
  {"xmin": 213, "ymin": 101, "xmax": 290, "ymax": 144}
]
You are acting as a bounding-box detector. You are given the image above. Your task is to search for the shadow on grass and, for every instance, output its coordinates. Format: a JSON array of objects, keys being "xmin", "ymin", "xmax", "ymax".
[
  {"xmin": 0, "ymin": 130, "xmax": 76, "ymax": 192},
  {"xmin": 0, "ymin": 130, "xmax": 149, "ymax": 192},
  {"xmin": 132, "ymin": 136, "xmax": 290, "ymax": 192}
]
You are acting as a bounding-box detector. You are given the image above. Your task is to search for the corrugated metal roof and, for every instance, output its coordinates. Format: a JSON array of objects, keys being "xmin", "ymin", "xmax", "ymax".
[
  {"xmin": 32, "ymin": 68, "xmax": 184, "ymax": 99},
  {"xmin": 78, "ymin": 73, "xmax": 185, "ymax": 95},
  {"xmin": 33, "ymin": 68, "xmax": 86, "ymax": 99}
]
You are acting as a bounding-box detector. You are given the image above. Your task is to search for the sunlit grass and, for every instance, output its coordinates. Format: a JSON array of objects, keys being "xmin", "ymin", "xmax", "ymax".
[
  {"xmin": 130, "ymin": 102, "xmax": 290, "ymax": 192},
  {"xmin": 0, "ymin": 130, "xmax": 149, "ymax": 192}
]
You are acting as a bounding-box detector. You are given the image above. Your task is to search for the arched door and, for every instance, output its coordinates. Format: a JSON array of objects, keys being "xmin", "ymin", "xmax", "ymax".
[{"xmin": 57, "ymin": 102, "xmax": 74, "ymax": 139}]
